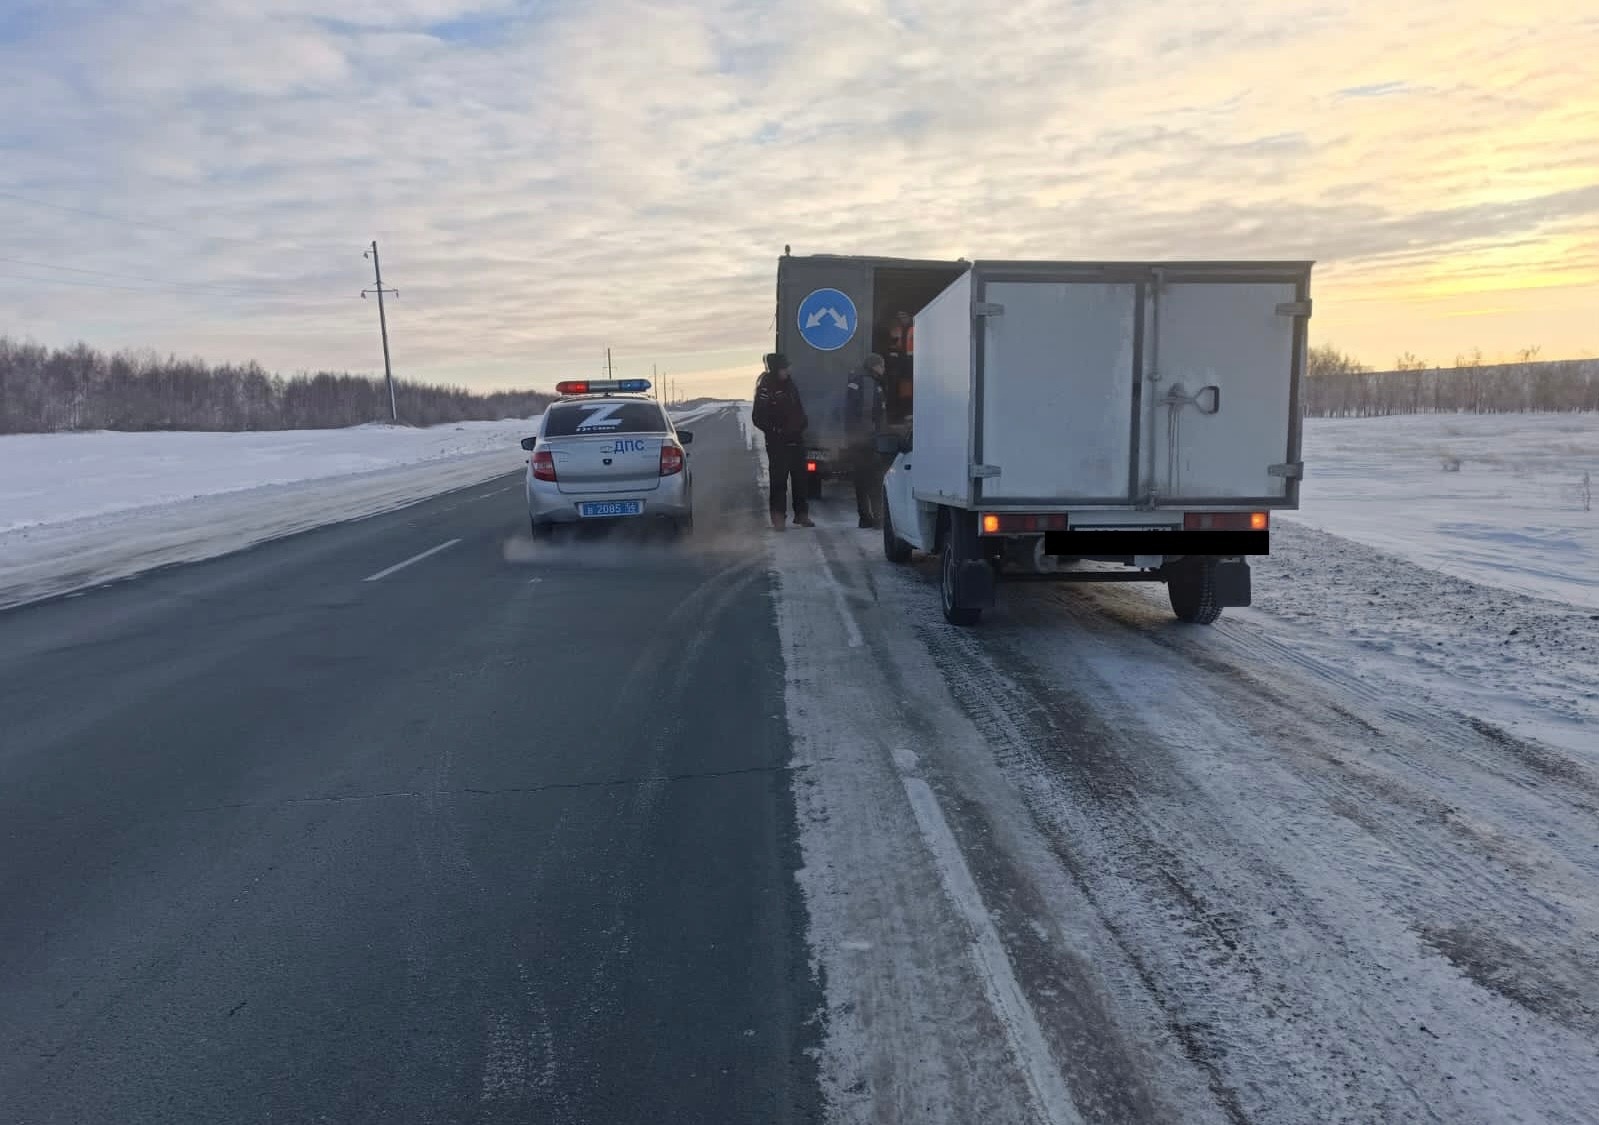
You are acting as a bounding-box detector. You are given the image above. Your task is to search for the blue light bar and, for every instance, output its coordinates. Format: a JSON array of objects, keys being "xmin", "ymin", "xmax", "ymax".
[{"xmin": 555, "ymin": 378, "xmax": 653, "ymax": 395}]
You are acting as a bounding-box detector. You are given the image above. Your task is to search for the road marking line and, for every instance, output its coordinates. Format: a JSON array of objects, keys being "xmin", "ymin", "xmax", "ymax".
[
  {"xmin": 899, "ymin": 774, "xmax": 1085, "ymax": 1125},
  {"xmin": 812, "ymin": 541, "xmax": 863, "ymax": 647},
  {"xmin": 479, "ymin": 486, "xmax": 513, "ymax": 498},
  {"xmin": 363, "ymin": 538, "xmax": 462, "ymax": 582}
]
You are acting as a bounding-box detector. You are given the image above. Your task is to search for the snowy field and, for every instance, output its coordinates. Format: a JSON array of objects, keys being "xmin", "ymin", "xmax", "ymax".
[
  {"xmin": 1294, "ymin": 413, "xmax": 1599, "ymax": 608},
  {"xmin": 0, "ymin": 406, "xmax": 725, "ymax": 608},
  {"xmin": 0, "ymin": 419, "xmax": 544, "ymax": 534}
]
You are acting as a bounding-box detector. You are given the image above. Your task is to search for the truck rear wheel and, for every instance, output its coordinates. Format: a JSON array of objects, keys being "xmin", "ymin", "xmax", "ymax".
[
  {"xmin": 939, "ymin": 511, "xmax": 983, "ymax": 626},
  {"xmin": 882, "ymin": 489, "xmax": 913, "ymax": 563},
  {"xmin": 1168, "ymin": 560, "xmax": 1223, "ymax": 625}
]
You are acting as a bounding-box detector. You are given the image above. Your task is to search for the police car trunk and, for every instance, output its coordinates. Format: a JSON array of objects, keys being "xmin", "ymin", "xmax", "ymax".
[{"xmin": 543, "ymin": 400, "xmax": 666, "ymax": 497}]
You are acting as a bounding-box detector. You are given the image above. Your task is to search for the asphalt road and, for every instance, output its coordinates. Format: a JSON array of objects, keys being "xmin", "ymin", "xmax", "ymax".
[{"xmin": 0, "ymin": 408, "xmax": 822, "ymax": 1124}]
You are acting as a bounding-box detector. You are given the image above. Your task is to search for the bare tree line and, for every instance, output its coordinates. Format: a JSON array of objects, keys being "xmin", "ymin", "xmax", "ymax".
[
  {"xmin": 1305, "ymin": 345, "xmax": 1599, "ymax": 418},
  {"xmin": 0, "ymin": 336, "xmax": 553, "ymax": 434}
]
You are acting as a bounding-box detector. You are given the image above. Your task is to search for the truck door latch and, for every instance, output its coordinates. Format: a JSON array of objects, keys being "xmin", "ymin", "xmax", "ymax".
[
  {"xmin": 1268, "ymin": 462, "xmax": 1305, "ymax": 479},
  {"xmin": 971, "ymin": 464, "xmax": 1001, "ymax": 479},
  {"xmin": 1275, "ymin": 300, "xmax": 1313, "ymax": 317},
  {"xmin": 973, "ymin": 302, "xmax": 1005, "ymax": 317}
]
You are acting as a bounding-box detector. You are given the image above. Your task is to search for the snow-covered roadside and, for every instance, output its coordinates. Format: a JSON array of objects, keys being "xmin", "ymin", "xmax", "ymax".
[
  {"xmin": 1243, "ymin": 520, "xmax": 1599, "ymax": 758},
  {"xmin": 780, "ymin": 502, "xmax": 1599, "ymax": 1123},
  {"xmin": 0, "ymin": 419, "xmax": 544, "ymax": 534},
  {"xmin": 1294, "ymin": 413, "xmax": 1599, "ymax": 608},
  {"xmin": 0, "ymin": 450, "xmax": 526, "ymax": 609},
  {"xmin": 0, "ymin": 405, "xmax": 737, "ymax": 609}
]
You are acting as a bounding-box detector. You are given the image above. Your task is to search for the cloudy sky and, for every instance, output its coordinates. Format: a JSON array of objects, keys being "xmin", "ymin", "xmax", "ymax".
[{"xmin": 2, "ymin": 0, "xmax": 1596, "ymax": 399}]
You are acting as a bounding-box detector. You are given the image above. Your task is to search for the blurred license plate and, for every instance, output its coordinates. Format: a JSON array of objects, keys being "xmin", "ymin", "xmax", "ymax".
[{"xmin": 578, "ymin": 500, "xmax": 643, "ymax": 518}]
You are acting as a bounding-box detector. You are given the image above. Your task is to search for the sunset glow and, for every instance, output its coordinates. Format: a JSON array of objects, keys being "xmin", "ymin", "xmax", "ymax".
[{"xmin": 1, "ymin": 0, "xmax": 1595, "ymax": 398}]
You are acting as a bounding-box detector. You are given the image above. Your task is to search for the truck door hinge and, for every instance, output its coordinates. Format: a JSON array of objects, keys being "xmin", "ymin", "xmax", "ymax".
[
  {"xmin": 971, "ymin": 464, "xmax": 1001, "ymax": 479},
  {"xmin": 973, "ymin": 302, "xmax": 1004, "ymax": 317},
  {"xmin": 1268, "ymin": 461, "xmax": 1305, "ymax": 479},
  {"xmin": 1275, "ymin": 300, "xmax": 1313, "ymax": 318}
]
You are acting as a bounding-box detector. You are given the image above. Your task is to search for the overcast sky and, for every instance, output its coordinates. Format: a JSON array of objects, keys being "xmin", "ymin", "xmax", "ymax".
[{"xmin": 2, "ymin": 0, "xmax": 1596, "ymax": 399}]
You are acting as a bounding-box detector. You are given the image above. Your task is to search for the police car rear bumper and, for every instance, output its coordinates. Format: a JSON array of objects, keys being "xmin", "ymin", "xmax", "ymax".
[{"xmin": 528, "ymin": 478, "xmax": 691, "ymax": 524}]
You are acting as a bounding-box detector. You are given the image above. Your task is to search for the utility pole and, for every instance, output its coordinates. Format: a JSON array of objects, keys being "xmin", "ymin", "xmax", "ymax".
[
  {"xmin": 606, "ymin": 348, "xmax": 614, "ymax": 381},
  {"xmin": 653, "ymin": 364, "xmax": 659, "ymax": 402},
  {"xmin": 361, "ymin": 241, "xmax": 399, "ymax": 421}
]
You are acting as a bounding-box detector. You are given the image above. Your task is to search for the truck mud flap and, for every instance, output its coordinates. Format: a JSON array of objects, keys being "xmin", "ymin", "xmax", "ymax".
[
  {"xmin": 955, "ymin": 558, "xmax": 996, "ymax": 609},
  {"xmin": 1213, "ymin": 559, "xmax": 1252, "ymax": 607}
]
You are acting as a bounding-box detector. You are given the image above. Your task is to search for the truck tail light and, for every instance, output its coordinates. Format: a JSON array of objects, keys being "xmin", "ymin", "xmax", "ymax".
[
  {"xmin": 806, "ymin": 460, "xmax": 818, "ymax": 473},
  {"xmin": 531, "ymin": 450, "xmax": 557, "ymax": 481},
  {"xmin": 1184, "ymin": 512, "xmax": 1268, "ymax": 531},
  {"xmin": 979, "ymin": 513, "xmax": 1068, "ymax": 535},
  {"xmin": 659, "ymin": 444, "xmax": 684, "ymax": 476}
]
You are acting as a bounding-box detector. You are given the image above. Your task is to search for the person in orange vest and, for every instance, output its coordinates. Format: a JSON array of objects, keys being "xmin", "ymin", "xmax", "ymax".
[
  {"xmin": 887, "ymin": 310, "xmax": 914, "ymax": 359},
  {"xmin": 886, "ymin": 310, "xmax": 915, "ymax": 414}
]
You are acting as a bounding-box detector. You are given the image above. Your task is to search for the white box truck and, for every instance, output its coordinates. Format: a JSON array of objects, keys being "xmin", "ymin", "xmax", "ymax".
[{"xmin": 878, "ymin": 260, "xmax": 1312, "ymax": 625}]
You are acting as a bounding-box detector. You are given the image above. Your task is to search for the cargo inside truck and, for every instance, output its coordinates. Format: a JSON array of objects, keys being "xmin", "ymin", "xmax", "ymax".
[{"xmin": 869, "ymin": 265, "xmax": 967, "ymax": 425}]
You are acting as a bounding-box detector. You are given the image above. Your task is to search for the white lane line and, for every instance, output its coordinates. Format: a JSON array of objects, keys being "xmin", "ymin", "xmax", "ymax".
[
  {"xmin": 811, "ymin": 541, "xmax": 864, "ymax": 648},
  {"xmin": 362, "ymin": 538, "xmax": 462, "ymax": 582},
  {"xmin": 899, "ymin": 773, "xmax": 1086, "ymax": 1125},
  {"xmin": 478, "ymin": 486, "xmax": 514, "ymax": 498}
]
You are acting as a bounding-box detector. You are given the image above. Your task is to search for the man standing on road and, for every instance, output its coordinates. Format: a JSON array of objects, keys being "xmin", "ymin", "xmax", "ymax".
[
  {"xmin": 752, "ymin": 353, "xmax": 813, "ymax": 530},
  {"xmin": 844, "ymin": 353, "xmax": 888, "ymax": 528}
]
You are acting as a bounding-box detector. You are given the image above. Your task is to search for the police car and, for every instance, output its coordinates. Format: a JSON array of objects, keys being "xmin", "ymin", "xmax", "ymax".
[{"xmin": 521, "ymin": 380, "xmax": 694, "ymax": 537}]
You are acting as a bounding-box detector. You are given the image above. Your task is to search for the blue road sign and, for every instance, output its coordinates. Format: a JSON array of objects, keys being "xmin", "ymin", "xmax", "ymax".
[{"xmin": 796, "ymin": 287, "xmax": 858, "ymax": 352}]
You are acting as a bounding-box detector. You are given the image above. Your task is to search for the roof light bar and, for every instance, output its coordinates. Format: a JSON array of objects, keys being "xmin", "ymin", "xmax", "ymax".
[{"xmin": 555, "ymin": 379, "xmax": 652, "ymax": 396}]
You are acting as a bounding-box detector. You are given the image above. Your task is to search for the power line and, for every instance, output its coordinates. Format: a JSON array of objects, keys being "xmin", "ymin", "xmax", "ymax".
[
  {"xmin": 0, "ymin": 188, "xmax": 321, "ymax": 251},
  {"xmin": 0, "ymin": 272, "xmax": 344, "ymax": 305},
  {"xmin": 0, "ymin": 255, "xmax": 271, "ymax": 296},
  {"xmin": 0, "ymin": 188, "xmax": 250, "ymax": 241}
]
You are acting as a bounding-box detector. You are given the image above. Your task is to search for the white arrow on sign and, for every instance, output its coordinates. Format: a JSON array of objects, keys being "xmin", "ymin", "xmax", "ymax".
[{"xmin": 806, "ymin": 307, "xmax": 851, "ymax": 330}]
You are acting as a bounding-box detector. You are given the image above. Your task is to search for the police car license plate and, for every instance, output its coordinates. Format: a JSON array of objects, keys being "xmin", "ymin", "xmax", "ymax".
[{"xmin": 577, "ymin": 500, "xmax": 643, "ymax": 518}]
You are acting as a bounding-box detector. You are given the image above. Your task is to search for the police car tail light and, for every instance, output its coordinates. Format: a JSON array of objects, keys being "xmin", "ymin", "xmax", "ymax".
[
  {"xmin": 531, "ymin": 450, "xmax": 558, "ymax": 481},
  {"xmin": 659, "ymin": 443, "xmax": 684, "ymax": 477}
]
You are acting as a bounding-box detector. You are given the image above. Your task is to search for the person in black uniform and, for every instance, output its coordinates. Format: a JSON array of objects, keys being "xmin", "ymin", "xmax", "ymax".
[
  {"xmin": 844, "ymin": 353, "xmax": 888, "ymax": 528},
  {"xmin": 751, "ymin": 353, "xmax": 814, "ymax": 530}
]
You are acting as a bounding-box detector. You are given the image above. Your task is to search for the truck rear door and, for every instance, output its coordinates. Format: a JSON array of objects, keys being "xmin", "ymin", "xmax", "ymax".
[
  {"xmin": 1145, "ymin": 272, "xmax": 1307, "ymax": 504},
  {"xmin": 977, "ymin": 277, "xmax": 1141, "ymax": 503}
]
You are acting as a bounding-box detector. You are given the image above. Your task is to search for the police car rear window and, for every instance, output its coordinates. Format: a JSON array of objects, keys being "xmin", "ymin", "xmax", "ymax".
[{"xmin": 543, "ymin": 401, "xmax": 668, "ymax": 437}]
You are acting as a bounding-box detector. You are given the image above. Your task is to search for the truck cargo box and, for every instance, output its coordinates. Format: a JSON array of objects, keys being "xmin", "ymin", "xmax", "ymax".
[
  {"xmin": 911, "ymin": 261, "xmax": 1311, "ymax": 511},
  {"xmin": 774, "ymin": 252, "xmax": 968, "ymax": 453}
]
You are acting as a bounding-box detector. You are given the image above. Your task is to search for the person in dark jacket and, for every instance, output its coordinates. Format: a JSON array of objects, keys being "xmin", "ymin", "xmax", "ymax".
[
  {"xmin": 752, "ymin": 353, "xmax": 813, "ymax": 529},
  {"xmin": 844, "ymin": 353, "xmax": 888, "ymax": 528}
]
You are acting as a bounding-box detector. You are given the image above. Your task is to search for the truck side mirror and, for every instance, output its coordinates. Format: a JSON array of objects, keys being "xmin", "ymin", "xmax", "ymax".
[
  {"xmin": 677, "ymin": 430, "xmax": 693, "ymax": 444},
  {"xmin": 520, "ymin": 437, "xmax": 538, "ymax": 451},
  {"xmin": 875, "ymin": 432, "xmax": 908, "ymax": 456}
]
